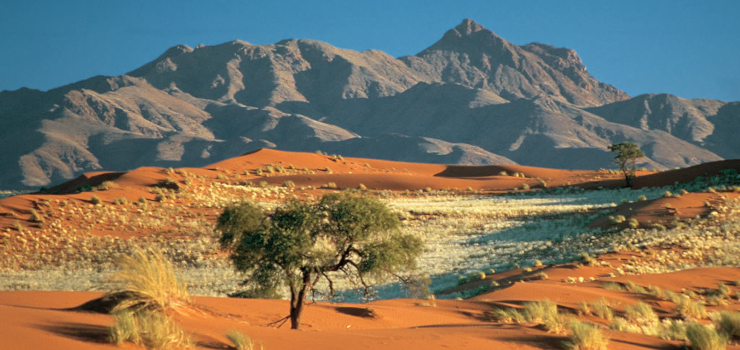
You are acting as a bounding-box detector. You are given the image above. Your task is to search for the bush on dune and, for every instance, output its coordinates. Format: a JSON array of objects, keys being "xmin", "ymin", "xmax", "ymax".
[
  {"xmin": 107, "ymin": 248, "xmax": 191, "ymax": 314},
  {"xmin": 563, "ymin": 321, "xmax": 609, "ymax": 350}
]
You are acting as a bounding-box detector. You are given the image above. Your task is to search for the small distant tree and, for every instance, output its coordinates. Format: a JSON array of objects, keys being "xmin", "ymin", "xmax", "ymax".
[
  {"xmin": 217, "ymin": 193, "xmax": 423, "ymax": 330},
  {"xmin": 608, "ymin": 142, "xmax": 645, "ymax": 187}
]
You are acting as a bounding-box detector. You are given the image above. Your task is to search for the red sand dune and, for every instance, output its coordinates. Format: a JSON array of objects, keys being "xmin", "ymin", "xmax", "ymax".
[{"xmin": 2, "ymin": 150, "xmax": 740, "ymax": 349}]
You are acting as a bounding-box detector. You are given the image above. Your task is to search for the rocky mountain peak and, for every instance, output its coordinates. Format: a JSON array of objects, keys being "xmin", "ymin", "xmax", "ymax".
[{"xmin": 456, "ymin": 18, "xmax": 486, "ymax": 36}]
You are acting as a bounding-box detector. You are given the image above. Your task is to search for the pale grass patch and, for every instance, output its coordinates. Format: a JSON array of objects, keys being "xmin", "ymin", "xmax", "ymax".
[
  {"xmin": 226, "ymin": 330, "xmax": 262, "ymax": 350},
  {"xmin": 564, "ymin": 321, "xmax": 609, "ymax": 350},
  {"xmin": 111, "ymin": 310, "xmax": 191, "ymax": 349},
  {"xmin": 108, "ymin": 248, "xmax": 192, "ymax": 313},
  {"xmin": 686, "ymin": 323, "xmax": 727, "ymax": 350}
]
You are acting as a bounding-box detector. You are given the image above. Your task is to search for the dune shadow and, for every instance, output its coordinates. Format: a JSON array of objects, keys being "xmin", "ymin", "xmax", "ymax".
[
  {"xmin": 37, "ymin": 322, "xmax": 111, "ymax": 344},
  {"xmin": 610, "ymin": 338, "xmax": 679, "ymax": 350},
  {"xmin": 195, "ymin": 337, "xmax": 232, "ymax": 350},
  {"xmin": 496, "ymin": 333, "xmax": 564, "ymax": 350},
  {"xmin": 335, "ymin": 306, "xmax": 378, "ymax": 318}
]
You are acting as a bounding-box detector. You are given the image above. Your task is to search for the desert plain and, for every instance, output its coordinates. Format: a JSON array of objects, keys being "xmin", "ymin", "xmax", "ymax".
[{"xmin": 1, "ymin": 148, "xmax": 740, "ymax": 350}]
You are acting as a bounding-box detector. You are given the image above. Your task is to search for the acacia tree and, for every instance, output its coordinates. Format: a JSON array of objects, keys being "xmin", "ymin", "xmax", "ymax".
[
  {"xmin": 608, "ymin": 142, "xmax": 645, "ymax": 187},
  {"xmin": 217, "ymin": 193, "xmax": 423, "ymax": 329}
]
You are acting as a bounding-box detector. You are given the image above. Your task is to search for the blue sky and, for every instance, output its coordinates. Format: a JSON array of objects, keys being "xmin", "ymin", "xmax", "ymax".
[{"xmin": 1, "ymin": 0, "xmax": 739, "ymax": 101}]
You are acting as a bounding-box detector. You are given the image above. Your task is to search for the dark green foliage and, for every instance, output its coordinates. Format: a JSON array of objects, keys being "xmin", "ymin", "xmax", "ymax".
[
  {"xmin": 217, "ymin": 193, "xmax": 423, "ymax": 330},
  {"xmin": 608, "ymin": 142, "xmax": 645, "ymax": 187}
]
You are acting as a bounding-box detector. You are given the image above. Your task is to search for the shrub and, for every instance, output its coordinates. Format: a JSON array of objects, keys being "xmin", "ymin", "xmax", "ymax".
[
  {"xmin": 254, "ymin": 168, "xmax": 263, "ymax": 176},
  {"xmin": 110, "ymin": 310, "xmax": 191, "ymax": 349},
  {"xmin": 625, "ymin": 302, "xmax": 657, "ymax": 323},
  {"xmin": 490, "ymin": 308, "xmax": 526, "ymax": 323},
  {"xmin": 676, "ymin": 298, "xmax": 707, "ymax": 319},
  {"xmin": 226, "ymin": 330, "xmax": 260, "ymax": 350},
  {"xmin": 628, "ymin": 218, "xmax": 639, "ymax": 229},
  {"xmin": 111, "ymin": 310, "xmax": 140, "ymax": 345},
  {"xmin": 107, "ymin": 248, "xmax": 191, "ymax": 313},
  {"xmin": 29, "ymin": 209, "xmax": 44, "ymax": 223},
  {"xmin": 591, "ymin": 298, "xmax": 613, "ymax": 320},
  {"xmin": 91, "ymin": 195, "xmax": 102, "ymax": 205},
  {"xmin": 686, "ymin": 323, "xmax": 727, "ymax": 350},
  {"xmin": 715, "ymin": 311, "xmax": 740, "ymax": 339},
  {"xmin": 602, "ymin": 282, "xmax": 624, "ymax": 291},
  {"xmin": 282, "ymin": 180, "xmax": 295, "ymax": 188},
  {"xmin": 524, "ymin": 300, "xmax": 558, "ymax": 323},
  {"xmin": 659, "ymin": 319, "xmax": 688, "ymax": 340},
  {"xmin": 564, "ymin": 321, "xmax": 609, "ymax": 350},
  {"xmin": 97, "ymin": 181, "xmax": 120, "ymax": 191}
]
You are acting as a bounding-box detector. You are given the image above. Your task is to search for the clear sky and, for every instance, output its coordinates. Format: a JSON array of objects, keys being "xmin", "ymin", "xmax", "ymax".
[{"xmin": 1, "ymin": 0, "xmax": 739, "ymax": 101}]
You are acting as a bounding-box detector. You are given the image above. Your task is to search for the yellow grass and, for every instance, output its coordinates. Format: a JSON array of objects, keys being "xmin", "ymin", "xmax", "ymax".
[{"xmin": 108, "ymin": 248, "xmax": 191, "ymax": 313}]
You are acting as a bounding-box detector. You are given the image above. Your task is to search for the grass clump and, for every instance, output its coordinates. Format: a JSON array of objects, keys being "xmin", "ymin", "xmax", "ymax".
[
  {"xmin": 226, "ymin": 330, "xmax": 261, "ymax": 350},
  {"xmin": 676, "ymin": 298, "xmax": 708, "ymax": 319},
  {"xmin": 625, "ymin": 302, "xmax": 657, "ymax": 323},
  {"xmin": 590, "ymin": 298, "xmax": 613, "ymax": 320},
  {"xmin": 29, "ymin": 209, "xmax": 44, "ymax": 223},
  {"xmin": 524, "ymin": 300, "xmax": 558, "ymax": 323},
  {"xmin": 686, "ymin": 323, "xmax": 727, "ymax": 350},
  {"xmin": 601, "ymin": 282, "xmax": 624, "ymax": 291},
  {"xmin": 91, "ymin": 195, "xmax": 102, "ymax": 205},
  {"xmin": 563, "ymin": 321, "xmax": 609, "ymax": 350},
  {"xmin": 107, "ymin": 248, "xmax": 191, "ymax": 313},
  {"xmin": 715, "ymin": 311, "xmax": 740, "ymax": 339},
  {"xmin": 111, "ymin": 310, "xmax": 191, "ymax": 349}
]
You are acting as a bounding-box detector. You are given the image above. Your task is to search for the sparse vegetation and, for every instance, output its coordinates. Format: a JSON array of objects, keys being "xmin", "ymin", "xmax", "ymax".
[
  {"xmin": 590, "ymin": 298, "xmax": 613, "ymax": 320},
  {"xmin": 107, "ymin": 248, "xmax": 191, "ymax": 313},
  {"xmin": 226, "ymin": 330, "xmax": 260, "ymax": 350},
  {"xmin": 564, "ymin": 321, "xmax": 609, "ymax": 350},
  {"xmin": 686, "ymin": 323, "xmax": 727, "ymax": 350},
  {"xmin": 715, "ymin": 311, "xmax": 740, "ymax": 339},
  {"xmin": 110, "ymin": 310, "xmax": 191, "ymax": 349}
]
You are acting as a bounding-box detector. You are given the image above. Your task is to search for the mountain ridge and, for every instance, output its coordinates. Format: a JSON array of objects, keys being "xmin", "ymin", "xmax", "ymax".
[{"xmin": 0, "ymin": 19, "xmax": 736, "ymax": 189}]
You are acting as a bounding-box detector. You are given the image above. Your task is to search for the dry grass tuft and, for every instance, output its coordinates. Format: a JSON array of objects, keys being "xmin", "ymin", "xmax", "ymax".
[
  {"xmin": 563, "ymin": 321, "xmax": 609, "ymax": 350},
  {"xmin": 676, "ymin": 298, "xmax": 708, "ymax": 319},
  {"xmin": 110, "ymin": 310, "xmax": 191, "ymax": 349},
  {"xmin": 686, "ymin": 323, "xmax": 727, "ymax": 350},
  {"xmin": 590, "ymin": 298, "xmax": 613, "ymax": 321},
  {"xmin": 226, "ymin": 330, "xmax": 262, "ymax": 350},
  {"xmin": 715, "ymin": 311, "xmax": 740, "ymax": 339},
  {"xmin": 107, "ymin": 248, "xmax": 191, "ymax": 314}
]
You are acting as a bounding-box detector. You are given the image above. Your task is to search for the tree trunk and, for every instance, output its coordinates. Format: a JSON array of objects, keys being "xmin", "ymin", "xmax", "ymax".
[{"xmin": 289, "ymin": 272, "xmax": 312, "ymax": 329}]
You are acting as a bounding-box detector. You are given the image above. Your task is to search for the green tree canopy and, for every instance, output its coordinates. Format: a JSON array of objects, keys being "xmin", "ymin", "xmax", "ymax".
[
  {"xmin": 217, "ymin": 193, "xmax": 423, "ymax": 329},
  {"xmin": 608, "ymin": 142, "xmax": 645, "ymax": 187}
]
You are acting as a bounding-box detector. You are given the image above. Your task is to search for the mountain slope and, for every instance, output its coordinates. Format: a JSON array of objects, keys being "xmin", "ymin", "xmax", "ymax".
[{"xmin": 0, "ymin": 19, "xmax": 735, "ymax": 189}]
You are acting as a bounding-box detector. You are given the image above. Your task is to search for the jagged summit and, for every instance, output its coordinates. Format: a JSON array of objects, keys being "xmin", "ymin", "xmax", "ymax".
[
  {"xmin": 456, "ymin": 18, "xmax": 487, "ymax": 35},
  {"xmin": 420, "ymin": 18, "xmax": 510, "ymax": 54}
]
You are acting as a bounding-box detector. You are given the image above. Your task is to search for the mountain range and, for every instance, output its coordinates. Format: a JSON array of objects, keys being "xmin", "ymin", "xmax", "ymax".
[{"xmin": 1, "ymin": 19, "xmax": 737, "ymax": 189}]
